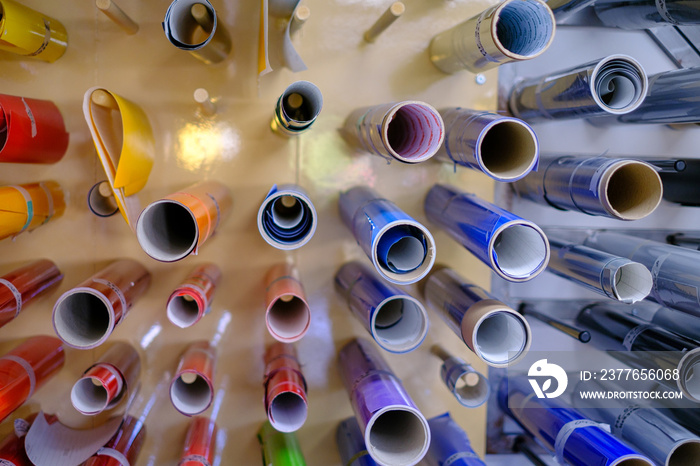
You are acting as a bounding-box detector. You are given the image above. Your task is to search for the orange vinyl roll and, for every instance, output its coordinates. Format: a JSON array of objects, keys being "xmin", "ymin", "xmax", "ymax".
[
  {"xmin": 179, "ymin": 416, "xmax": 217, "ymax": 466},
  {"xmin": 263, "ymin": 342, "xmax": 308, "ymax": 433},
  {"xmin": 0, "ymin": 259, "xmax": 63, "ymax": 329},
  {"xmin": 167, "ymin": 263, "xmax": 222, "ymax": 328},
  {"xmin": 136, "ymin": 180, "xmax": 232, "ymax": 262},
  {"xmin": 0, "ymin": 335, "xmax": 65, "ymax": 422},
  {"xmin": 71, "ymin": 341, "xmax": 141, "ymax": 415},
  {"xmin": 0, "ymin": 181, "xmax": 66, "ymax": 241},
  {"xmin": 52, "ymin": 259, "xmax": 152, "ymax": 349},
  {"xmin": 264, "ymin": 263, "xmax": 310, "ymax": 343},
  {"xmin": 170, "ymin": 341, "xmax": 216, "ymax": 416}
]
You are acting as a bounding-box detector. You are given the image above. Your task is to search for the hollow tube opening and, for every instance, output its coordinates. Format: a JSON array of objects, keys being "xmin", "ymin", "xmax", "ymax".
[
  {"xmin": 492, "ymin": 223, "xmax": 548, "ymax": 279},
  {"xmin": 454, "ymin": 371, "xmax": 490, "ymax": 407},
  {"xmin": 668, "ymin": 440, "xmax": 700, "ymax": 466},
  {"xmin": 259, "ymin": 192, "xmax": 316, "ymax": 249},
  {"xmin": 281, "ymin": 81, "xmax": 323, "ymax": 126},
  {"xmin": 87, "ymin": 182, "xmax": 119, "ymax": 217},
  {"xmin": 479, "ymin": 120, "xmax": 538, "ymax": 180},
  {"xmin": 367, "ymin": 409, "xmax": 429, "ymax": 465},
  {"xmin": 168, "ymin": 1, "xmax": 215, "ymax": 46},
  {"xmin": 272, "ymin": 196, "xmax": 303, "ymax": 229},
  {"xmin": 495, "ymin": 0, "xmax": 554, "ymax": 58},
  {"xmin": 71, "ymin": 377, "xmax": 109, "ymax": 414},
  {"xmin": 269, "ymin": 392, "xmax": 308, "ymax": 432},
  {"xmin": 136, "ymin": 200, "xmax": 198, "ymax": 262},
  {"xmin": 54, "ymin": 292, "xmax": 112, "ymax": 348},
  {"xmin": 372, "ymin": 297, "xmax": 428, "ymax": 352},
  {"xmin": 170, "ymin": 373, "xmax": 212, "ymax": 415},
  {"xmin": 610, "ymin": 458, "xmax": 655, "ymax": 466},
  {"xmin": 612, "ymin": 263, "xmax": 652, "ymax": 303},
  {"xmin": 167, "ymin": 294, "xmax": 202, "ymax": 328},
  {"xmin": 594, "ymin": 58, "xmax": 646, "ymax": 113},
  {"xmin": 475, "ymin": 311, "xmax": 528, "ymax": 365},
  {"xmin": 268, "ymin": 295, "xmax": 310, "ymax": 341},
  {"xmin": 604, "ymin": 162, "xmax": 663, "ymax": 220},
  {"xmin": 386, "ymin": 103, "xmax": 443, "ymax": 163}
]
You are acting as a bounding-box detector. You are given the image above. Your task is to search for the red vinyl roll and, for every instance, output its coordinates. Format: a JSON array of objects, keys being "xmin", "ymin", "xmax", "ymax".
[
  {"xmin": 170, "ymin": 341, "xmax": 216, "ymax": 416},
  {"xmin": 84, "ymin": 415, "xmax": 146, "ymax": 466},
  {"xmin": 263, "ymin": 342, "xmax": 308, "ymax": 432},
  {"xmin": 0, "ymin": 413, "xmax": 36, "ymax": 466},
  {"xmin": 0, "ymin": 94, "xmax": 69, "ymax": 164},
  {"xmin": 0, "ymin": 259, "xmax": 63, "ymax": 329},
  {"xmin": 179, "ymin": 416, "xmax": 217, "ymax": 466},
  {"xmin": 167, "ymin": 264, "xmax": 222, "ymax": 329}
]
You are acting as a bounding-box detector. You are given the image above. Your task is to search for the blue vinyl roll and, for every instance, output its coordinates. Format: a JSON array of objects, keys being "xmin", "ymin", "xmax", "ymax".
[
  {"xmin": 334, "ymin": 261, "xmax": 428, "ymax": 353},
  {"xmin": 336, "ymin": 417, "xmax": 379, "ymax": 466},
  {"xmin": 424, "ymin": 412, "xmax": 486, "ymax": 466},
  {"xmin": 339, "ymin": 186, "xmax": 436, "ymax": 285},
  {"xmin": 424, "ymin": 184, "xmax": 549, "ymax": 282},
  {"xmin": 499, "ymin": 376, "xmax": 653, "ymax": 466},
  {"xmin": 257, "ymin": 184, "xmax": 317, "ymax": 250},
  {"xmin": 440, "ymin": 356, "xmax": 489, "ymax": 408}
]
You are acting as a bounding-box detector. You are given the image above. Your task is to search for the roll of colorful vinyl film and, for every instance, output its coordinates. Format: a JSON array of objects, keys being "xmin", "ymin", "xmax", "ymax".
[{"xmin": 0, "ymin": 0, "xmax": 67, "ymax": 62}]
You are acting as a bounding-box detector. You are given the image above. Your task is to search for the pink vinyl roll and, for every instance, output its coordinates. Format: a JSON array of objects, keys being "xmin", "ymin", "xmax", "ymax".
[
  {"xmin": 167, "ymin": 264, "xmax": 222, "ymax": 329},
  {"xmin": 264, "ymin": 263, "xmax": 310, "ymax": 343},
  {"xmin": 170, "ymin": 341, "xmax": 216, "ymax": 416},
  {"xmin": 263, "ymin": 342, "xmax": 308, "ymax": 433}
]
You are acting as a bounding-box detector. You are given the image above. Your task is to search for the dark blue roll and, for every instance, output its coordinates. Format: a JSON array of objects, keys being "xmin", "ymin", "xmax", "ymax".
[
  {"xmin": 257, "ymin": 184, "xmax": 317, "ymax": 250},
  {"xmin": 336, "ymin": 417, "xmax": 378, "ymax": 466},
  {"xmin": 425, "ymin": 412, "xmax": 486, "ymax": 466}
]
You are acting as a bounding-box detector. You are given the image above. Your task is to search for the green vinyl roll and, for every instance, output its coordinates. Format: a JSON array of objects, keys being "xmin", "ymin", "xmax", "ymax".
[{"xmin": 257, "ymin": 421, "xmax": 307, "ymax": 466}]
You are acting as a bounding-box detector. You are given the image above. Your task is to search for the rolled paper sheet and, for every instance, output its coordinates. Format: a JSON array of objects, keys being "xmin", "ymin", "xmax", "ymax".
[
  {"xmin": 0, "ymin": 413, "xmax": 36, "ymax": 465},
  {"xmin": 84, "ymin": 414, "xmax": 146, "ymax": 466},
  {"xmin": 263, "ymin": 342, "xmax": 308, "ymax": 433},
  {"xmin": 611, "ymin": 300, "xmax": 700, "ymax": 343},
  {"xmin": 499, "ymin": 376, "xmax": 654, "ymax": 466},
  {"xmin": 170, "ymin": 341, "xmax": 216, "ymax": 416},
  {"xmin": 547, "ymin": 237, "xmax": 653, "ymax": 303},
  {"xmin": 257, "ymin": 184, "xmax": 317, "ymax": 250},
  {"xmin": 509, "ymin": 55, "xmax": 648, "ymax": 122},
  {"xmin": 583, "ymin": 232, "xmax": 700, "ymax": 317},
  {"xmin": 0, "ymin": 336, "xmax": 65, "ymax": 422},
  {"xmin": 270, "ymin": 81, "xmax": 323, "ymax": 137},
  {"xmin": 430, "ymin": 345, "xmax": 489, "ymax": 408},
  {"xmin": 71, "ymin": 342, "xmax": 141, "ymax": 416},
  {"xmin": 258, "ymin": 420, "xmax": 307, "ymax": 466},
  {"xmin": 573, "ymin": 380, "xmax": 700, "ymax": 466},
  {"xmin": 594, "ymin": 0, "xmax": 700, "ymax": 29},
  {"xmin": 268, "ymin": 0, "xmax": 308, "ymax": 72},
  {"xmin": 546, "ymin": 0, "xmax": 596, "ymax": 21},
  {"xmin": 437, "ymin": 108, "xmax": 539, "ymax": 182},
  {"xmin": 342, "ymin": 101, "xmax": 445, "ymax": 164},
  {"xmin": 513, "ymin": 156, "xmax": 663, "ymax": 221},
  {"xmin": 336, "ymin": 417, "xmax": 378, "ymax": 466},
  {"xmin": 167, "ymin": 264, "xmax": 222, "ymax": 328},
  {"xmin": 339, "ymin": 186, "xmax": 436, "ymax": 285},
  {"xmin": 179, "ymin": 416, "xmax": 217, "ymax": 465},
  {"xmin": 576, "ymin": 301, "xmax": 700, "ymax": 402},
  {"xmin": 338, "ymin": 338, "xmax": 430, "ymax": 466},
  {"xmin": 424, "ymin": 184, "xmax": 549, "ymax": 282},
  {"xmin": 423, "ymin": 267, "xmax": 531, "ymax": 367},
  {"xmin": 163, "ymin": 0, "xmax": 232, "ymax": 64},
  {"xmin": 0, "ymin": 260, "xmax": 63, "ymax": 329},
  {"xmin": 0, "ymin": 181, "xmax": 66, "ymax": 242},
  {"xmin": 88, "ymin": 181, "xmax": 120, "ymax": 218},
  {"xmin": 52, "ymin": 259, "xmax": 152, "ymax": 349},
  {"xmin": 334, "ymin": 261, "xmax": 428, "ymax": 353},
  {"xmin": 0, "ymin": 0, "xmax": 67, "ymax": 62},
  {"xmin": 0, "ymin": 94, "xmax": 69, "ymax": 164},
  {"xmin": 429, "ymin": 0, "xmax": 555, "ymax": 74},
  {"xmin": 264, "ymin": 263, "xmax": 310, "ymax": 343},
  {"xmin": 136, "ymin": 180, "xmax": 232, "ymax": 262},
  {"xmin": 425, "ymin": 412, "xmax": 486, "ymax": 466},
  {"xmin": 83, "ymin": 87, "xmax": 155, "ymax": 227}
]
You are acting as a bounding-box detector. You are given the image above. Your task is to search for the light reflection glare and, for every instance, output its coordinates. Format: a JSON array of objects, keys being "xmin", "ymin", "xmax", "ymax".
[
  {"xmin": 297, "ymin": 293, "xmax": 334, "ymax": 388},
  {"xmin": 175, "ymin": 121, "xmax": 241, "ymax": 172}
]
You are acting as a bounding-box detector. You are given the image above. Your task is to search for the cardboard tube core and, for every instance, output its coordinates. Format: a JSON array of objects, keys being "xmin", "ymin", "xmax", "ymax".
[
  {"xmin": 87, "ymin": 181, "xmax": 119, "ymax": 217},
  {"xmin": 282, "ymin": 81, "xmax": 323, "ymax": 126},
  {"xmin": 491, "ymin": 222, "xmax": 549, "ymax": 280},
  {"xmin": 668, "ymin": 440, "xmax": 700, "ymax": 466},
  {"xmin": 54, "ymin": 291, "xmax": 113, "ymax": 348},
  {"xmin": 272, "ymin": 196, "xmax": 303, "ymax": 229},
  {"xmin": 268, "ymin": 296, "xmax": 310, "ymax": 341},
  {"xmin": 602, "ymin": 161, "xmax": 663, "ymax": 220},
  {"xmin": 259, "ymin": 189, "xmax": 317, "ymax": 249},
  {"xmin": 453, "ymin": 371, "xmax": 489, "ymax": 407},
  {"xmin": 372, "ymin": 296, "xmax": 428, "ymax": 352},
  {"xmin": 170, "ymin": 372, "xmax": 213, "ymax": 415},
  {"xmin": 495, "ymin": 0, "xmax": 555, "ymax": 58},
  {"xmin": 611, "ymin": 459, "xmax": 654, "ymax": 466},
  {"xmin": 366, "ymin": 408, "xmax": 429, "ymax": 465},
  {"xmin": 612, "ymin": 263, "xmax": 652, "ymax": 302},
  {"xmin": 594, "ymin": 58, "xmax": 646, "ymax": 113},
  {"xmin": 167, "ymin": 294, "xmax": 202, "ymax": 328},
  {"xmin": 374, "ymin": 222, "xmax": 436, "ymax": 284},
  {"xmin": 71, "ymin": 377, "xmax": 109, "ymax": 414},
  {"xmin": 136, "ymin": 200, "xmax": 198, "ymax": 262},
  {"xmin": 479, "ymin": 120, "xmax": 538, "ymax": 180},
  {"xmin": 269, "ymin": 392, "xmax": 308, "ymax": 432},
  {"xmin": 678, "ymin": 349, "xmax": 700, "ymax": 402},
  {"xmin": 385, "ymin": 103, "xmax": 443, "ymax": 163},
  {"xmin": 475, "ymin": 311, "xmax": 528, "ymax": 365}
]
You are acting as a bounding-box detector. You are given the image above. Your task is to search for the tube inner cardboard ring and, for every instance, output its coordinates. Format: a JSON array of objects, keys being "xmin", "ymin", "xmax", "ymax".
[
  {"xmin": 364, "ymin": 406, "xmax": 430, "ymax": 465},
  {"xmin": 280, "ymin": 81, "xmax": 323, "ymax": 129},
  {"xmin": 677, "ymin": 348, "xmax": 700, "ymax": 403},
  {"xmin": 609, "ymin": 457, "xmax": 655, "ymax": 466},
  {"xmin": 167, "ymin": 293, "xmax": 203, "ymax": 328},
  {"xmin": 493, "ymin": 0, "xmax": 555, "ymax": 59},
  {"xmin": 372, "ymin": 220, "xmax": 436, "ymax": 285},
  {"xmin": 453, "ymin": 370, "xmax": 490, "ymax": 408},
  {"xmin": 591, "ymin": 56, "xmax": 647, "ymax": 115},
  {"xmin": 170, "ymin": 371, "xmax": 214, "ymax": 415},
  {"xmin": 87, "ymin": 181, "xmax": 119, "ymax": 217},
  {"xmin": 611, "ymin": 262, "xmax": 652, "ymax": 303},
  {"xmin": 269, "ymin": 392, "xmax": 308, "ymax": 433},
  {"xmin": 383, "ymin": 103, "xmax": 444, "ymax": 163},
  {"xmin": 489, "ymin": 220, "xmax": 549, "ymax": 281},
  {"xmin": 267, "ymin": 295, "xmax": 311, "ymax": 343},
  {"xmin": 371, "ymin": 296, "xmax": 428, "ymax": 353},
  {"xmin": 258, "ymin": 188, "xmax": 317, "ymax": 250},
  {"xmin": 599, "ymin": 160, "xmax": 663, "ymax": 220},
  {"xmin": 53, "ymin": 288, "xmax": 115, "ymax": 349},
  {"xmin": 136, "ymin": 199, "xmax": 198, "ymax": 262},
  {"xmin": 668, "ymin": 440, "xmax": 700, "ymax": 466},
  {"xmin": 71, "ymin": 377, "xmax": 110, "ymax": 414},
  {"xmin": 478, "ymin": 119, "xmax": 539, "ymax": 181}
]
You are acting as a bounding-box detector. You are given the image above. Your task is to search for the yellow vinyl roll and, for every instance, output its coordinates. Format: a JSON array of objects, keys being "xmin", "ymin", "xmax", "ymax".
[
  {"xmin": 0, "ymin": 181, "xmax": 66, "ymax": 240},
  {"xmin": 0, "ymin": 0, "xmax": 67, "ymax": 62}
]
